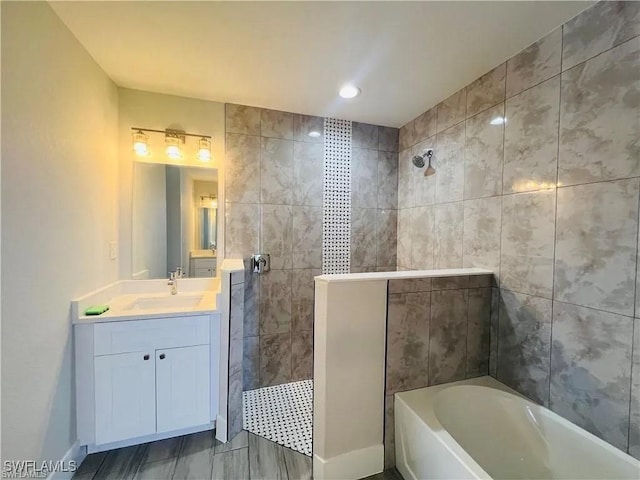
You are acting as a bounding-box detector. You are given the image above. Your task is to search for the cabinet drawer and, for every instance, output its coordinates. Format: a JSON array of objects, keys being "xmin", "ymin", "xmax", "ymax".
[
  {"xmin": 194, "ymin": 267, "xmax": 214, "ymax": 277},
  {"xmin": 94, "ymin": 316, "xmax": 210, "ymax": 356}
]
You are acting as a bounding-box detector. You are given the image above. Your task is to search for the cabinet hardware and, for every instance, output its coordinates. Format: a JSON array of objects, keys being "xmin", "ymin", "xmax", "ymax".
[
  {"xmin": 143, "ymin": 354, "xmax": 150, "ymax": 361},
  {"xmin": 159, "ymin": 353, "xmax": 166, "ymax": 360}
]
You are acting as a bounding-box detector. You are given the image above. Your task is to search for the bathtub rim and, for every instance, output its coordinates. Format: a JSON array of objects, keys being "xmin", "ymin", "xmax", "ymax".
[{"xmin": 394, "ymin": 375, "xmax": 639, "ymax": 479}]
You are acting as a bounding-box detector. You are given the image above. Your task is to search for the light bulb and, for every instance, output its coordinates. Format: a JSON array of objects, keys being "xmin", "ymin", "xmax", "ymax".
[
  {"xmin": 165, "ymin": 135, "xmax": 182, "ymax": 160},
  {"xmin": 132, "ymin": 130, "xmax": 149, "ymax": 156},
  {"xmin": 197, "ymin": 137, "xmax": 212, "ymax": 162},
  {"xmin": 339, "ymin": 84, "xmax": 361, "ymax": 99}
]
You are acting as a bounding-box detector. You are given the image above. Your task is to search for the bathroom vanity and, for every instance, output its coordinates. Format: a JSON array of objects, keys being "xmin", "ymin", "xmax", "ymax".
[{"xmin": 72, "ymin": 267, "xmax": 243, "ymax": 453}]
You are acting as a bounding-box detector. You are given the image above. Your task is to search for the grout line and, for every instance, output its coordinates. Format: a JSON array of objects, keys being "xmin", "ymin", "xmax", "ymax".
[{"xmin": 549, "ymin": 25, "xmax": 564, "ymax": 409}]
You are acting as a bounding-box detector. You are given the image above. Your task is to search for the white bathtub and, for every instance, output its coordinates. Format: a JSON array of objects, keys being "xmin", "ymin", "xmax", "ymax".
[{"xmin": 395, "ymin": 376, "xmax": 640, "ymax": 480}]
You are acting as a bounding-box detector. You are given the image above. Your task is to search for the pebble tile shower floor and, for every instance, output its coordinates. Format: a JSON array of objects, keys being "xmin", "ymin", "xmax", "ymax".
[{"xmin": 243, "ymin": 380, "xmax": 313, "ymax": 456}]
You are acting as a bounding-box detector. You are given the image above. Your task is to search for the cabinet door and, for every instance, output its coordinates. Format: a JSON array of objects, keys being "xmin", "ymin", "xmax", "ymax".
[
  {"xmin": 94, "ymin": 352, "xmax": 156, "ymax": 445},
  {"xmin": 156, "ymin": 345, "xmax": 210, "ymax": 433}
]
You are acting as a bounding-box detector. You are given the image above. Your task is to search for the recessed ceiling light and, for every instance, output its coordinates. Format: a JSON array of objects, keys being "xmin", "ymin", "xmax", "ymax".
[
  {"xmin": 490, "ymin": 116, "xmax": 507, "ymax": 125},
  {"xmin": 308, "ymin": 130, "xmax": 321, "ymax": 138},
  {"xmin": 339, "ymin": 84, "xmax": 361, "ymax": 99}
]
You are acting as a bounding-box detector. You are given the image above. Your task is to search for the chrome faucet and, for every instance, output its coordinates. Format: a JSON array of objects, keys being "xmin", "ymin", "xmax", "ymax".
[
  {"xmin": 175, "ymin": 266, "xmax": 184, "ymax": 278},
  {"xmin": 168, "ymin": 271, "xmax": 178, "ymax": 295}
]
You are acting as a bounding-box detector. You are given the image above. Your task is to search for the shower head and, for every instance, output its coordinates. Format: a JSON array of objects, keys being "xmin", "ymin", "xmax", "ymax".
[
  {"xmin": 412, "ymin": 148, "xmax": 436, "ymax": 176},
  {"xmin": 412, "ymin": 155, "xmax": 425, "ymax": 168}
]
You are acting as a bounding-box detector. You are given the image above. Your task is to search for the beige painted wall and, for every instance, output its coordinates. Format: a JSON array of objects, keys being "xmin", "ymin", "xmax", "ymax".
[
  {"xmin": 1, "ymin": 1, "xmax": 119, "ymax": 463},
  {"xmin": 118, "ymin": 88, "xmax": 225, "ymax": 280}
]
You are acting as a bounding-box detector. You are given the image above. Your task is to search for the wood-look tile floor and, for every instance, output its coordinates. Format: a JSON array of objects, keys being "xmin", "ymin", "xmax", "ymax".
[{"xmin": 72, "ymin": 429, "xmax": 403, "ymax": 480}]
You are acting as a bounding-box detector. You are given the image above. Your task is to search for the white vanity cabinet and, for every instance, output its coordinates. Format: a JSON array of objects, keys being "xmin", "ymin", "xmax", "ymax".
[
  {"xmin": 190, "ymin": 257, "xmax": 217, "ymax": 277},
  {"xmin": 75, "ymin": 314, "xmax": 219, "ymax": 452}
]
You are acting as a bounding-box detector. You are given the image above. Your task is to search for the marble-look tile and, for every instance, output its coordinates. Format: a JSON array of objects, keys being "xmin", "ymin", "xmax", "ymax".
[
  {"xmin": 291, "ymin": 330, "xmax": 313, "ymax": 381},
  {"xmin": 464, "ymin": 104, "xmax": 505, "ymax": 199},
  {"xmin": 432, "ymin": 275, "xmax": 469, "ymax": 290},
  {"xmin": 388, "ymin": 278, "xmax": 431, "ymax": 294},
  {"xmin": 399, "ymin": 120, "xmax": 417, "ymax": 151},
  {"xmin": 466, "ymin": 288, "xmax": 492, "ymax": 377},
  {"xmin": 469, "ymin": 274, "xmax": 494, "ymax": 288},
  {"xmin": 497, "ymin": 290, "xmax": 551, "ymax": 405},
  {"xmin": 260, "ymin": 205, "xmax": 292, "ymax": 270},
  {"xmin": 379, "ymin": 126, "xmax": 399, "ymax": 152},
  {"xmin": 433, "ymin": 202, "xmax": 463, "ymax": 269},
  {"xmin": 550, "ymin": 302, "xmax": 634, "ymax": 450},
  {"xmin": 282, "ymin": 447, "xmax": 312, "ymax": 480},
  {"xmin": 352, "ymin": 148, "xmax": 379, "ymax": 208},
  {"xmin": 506, "ymin": 28, "xmax": 562, "ymax": 98},
  {"xmin": 489, "ymin": 287, "xmax": 499, "ymax": 377},
  {"xmin": 396, "ymin": 208, "xmax": 412, "ymax": 269},
  {"xmin": 414, "ymin": 108, "xmax": 437, "ymax": 144},
  {"xmin": 293, "ymin": 141, "xmax": 323, "ymax": 206},
  {"xmin": 259, "ymin": 332, "xmax": 291, "ymax": 387},
  {"xmin": 429, "ymin": 289, "xmax": 469, "ymax": 385},
  {"xmin": 554, "ymin": 179, "xmax": 639, "ymax": 316},
  {"xmin": 229, "ymin": 335, "xmax": 243, "ymax": 380},
  {"xmin": 243, "ymin": 336, "xmax": 259, "ymax": 391},
  {"xmin": 437, "ymin": 88, "xmax": 466, "ymax": 133},
  {"xmin": 230, "ymin": 283, "xmax": 244, "ymax": 341},
  {"xmin": 353, "ymin": 122, "xmax": 379, "ymax": 150},
  {"xmin": 378, "ymin": 151, "xmax": 398, "ymax": 209},
  {"xmin": 559, "ymin": 38, "xmax": 640, "ymax": 186},
  {"xmin": 292, "ymin": 206, "xmax": 323, "ymax": 268},
  {"xmin": 291, "ymin": 269, "xmax": 319, "ymax": 332},
  {"xmin": 562, "ymin": 0, "xmax": 640, "ymax": 72},
  {"xmin": 397, "ymin": 149, "xmax": 415, "ymax": 210},
  {"xmin": 225, "ymin": 203, "xmax": 259, "ymax": 259},
  {"xmin": 376, "ymin": 209, "xmax": 397, "ymax": 268},
  {"xmin": 259, "ymin": 270, "xmax": 292, "ymax": 335},
  {"xmin": 386, "ymin": 292, "xmax": 431, "ymax": 394},
  {"xmin": 504, "ymin": 76, "xmax": 560, "ymax": 194},
  {"xmin": 500, "ymin": 190, "xmax": 556, "ymax": 298},
  {"xmin": 434, "ymin": 122, "xmax": 465, "ymax": 204},
  {"xmin": 134, "ymin": 458, "xmax": 177, "ymax": 480},
  {"xmin": 214, "ymin": 430, "xmax": 248, "ymax": 454},
  {"xmin": 173, "ymin": 431, "xmax": 216, "ymax": 480},
  {"xmin": 384, "ymin": 395, "xmax": 395, "ymax": 469},
  {"xmin": 261, "ymin": 137, "xmax": 293, "ymax": 205},
  {"xmin": 228, "ymin": 370, "xmax": 243, "ymax": 438},
  {"xmin": 412, "ymin": 138, "xmax": 437, "ymax": 206},
  {"xmin": 243, "ymin": 267, "xmax": 259, "ymax": 337},
  {"xmin": 462, "ymin": 196, "xmax": 502, "ymax": 276},
  {"xmin": 139, "ymin": 436, "xmax": 182, "ymax": 463},
  {"xmin": 226, "ymin": 104, "xmax": 260, "ymax": 135},
  {"xmin": 261, "ymin": 109, "xmax": 293, "ymax": 139},
  {"xmin": 293, "ymin": 114, "xmax": 324, "ymax": 143},
  {"xmin": 248, "ymin": 433, "xmax": 288, "ymax": 479},
  {"xmin": 630, "ymin": 318, "xmax": 640, "ymax": 459},
  {"xmin": 410, "ymin": 205, "xmax": 435, "ymax": 270},
  {"xmin": 351, "ymin": 208, "xmax": 378, "ymax": 268},
  {"xmin": 225, "ymin": 133, "xmax": 261, "ymax": 203},
  {"xmin": 466, "ymin": 63, "xmax": 506, "ymax": 118}
]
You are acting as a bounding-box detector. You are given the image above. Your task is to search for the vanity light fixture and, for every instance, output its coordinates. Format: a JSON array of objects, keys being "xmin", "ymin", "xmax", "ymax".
[
  {"xmin": 132, "ymin": 130, "xmax": 150, "ymax": 156},
  {"xmin": 200, "ymin": 195, "xmax": 217, "ymax": 209},
  {"xmin": 197, "ymin": 137, "xmax": 212, "ymax": 162},
  {"xmin": 131, "ymin": 127, "xmax": 213, "ymax": 162}
]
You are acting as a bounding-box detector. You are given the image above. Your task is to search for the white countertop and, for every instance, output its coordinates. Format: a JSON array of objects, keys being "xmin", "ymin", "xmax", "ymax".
[
  {"xmin": 71, "ymin": 277, "xmax": 221, "ymax": 324},
  {"xmin": 314, "ymin": 268, "xmax": 493, "ymax": 283}
]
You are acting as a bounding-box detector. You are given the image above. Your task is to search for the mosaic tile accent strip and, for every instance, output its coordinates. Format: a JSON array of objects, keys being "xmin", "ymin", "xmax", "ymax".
[
  {"xmin": 322, "ymin": 118, "xmax": 352, "ymax": 274},
  {"xmin": 243, "ymin": 380, "xmax": 313, "ymax": 456}
]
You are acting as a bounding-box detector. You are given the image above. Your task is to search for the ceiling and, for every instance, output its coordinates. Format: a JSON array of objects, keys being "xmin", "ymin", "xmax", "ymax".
[{"xmin": 50, "ymin": 1, "xmax": 591, "ymax": 128}]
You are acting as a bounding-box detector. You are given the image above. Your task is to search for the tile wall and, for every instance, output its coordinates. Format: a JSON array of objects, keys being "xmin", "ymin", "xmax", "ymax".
[
  {"xmin": 224, "ymin": 104, "xmax": 398, "ymax": 389},
  {"xmin": 396, "ymin": 0, "xmax": 640, "ymax": 457},
  {"xmin": 384, "ymin": 274, "xmax": 493, "ymax": 468}
]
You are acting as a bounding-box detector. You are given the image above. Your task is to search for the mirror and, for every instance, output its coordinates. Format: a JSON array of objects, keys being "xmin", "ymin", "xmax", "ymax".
[{"xmin": 132, "ymin": 161, "xmax": 218, "ymax": 279}]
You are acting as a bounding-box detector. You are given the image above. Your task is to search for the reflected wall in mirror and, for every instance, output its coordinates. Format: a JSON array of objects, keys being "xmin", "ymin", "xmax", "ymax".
[{"xmin": 132, "ymin": 161, "xmax": 218, "ymax": 279}]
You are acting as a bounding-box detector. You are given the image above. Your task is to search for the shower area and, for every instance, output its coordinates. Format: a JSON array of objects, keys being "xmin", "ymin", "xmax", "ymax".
[{"xmin": 224, "ymin": 105, "xmax": 400, "ymax": 457}]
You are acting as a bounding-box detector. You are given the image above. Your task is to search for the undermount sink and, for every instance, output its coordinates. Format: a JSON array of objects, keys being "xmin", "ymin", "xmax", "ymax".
[{"xmin": 126, "ymin": 294, "xmax": 204, "ymax": 311}]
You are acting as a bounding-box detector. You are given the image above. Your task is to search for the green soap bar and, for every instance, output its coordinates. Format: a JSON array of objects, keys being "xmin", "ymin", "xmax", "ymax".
[{"xmin": 85, "ymin": 305, "xmax": 109, "ymax": 316}]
